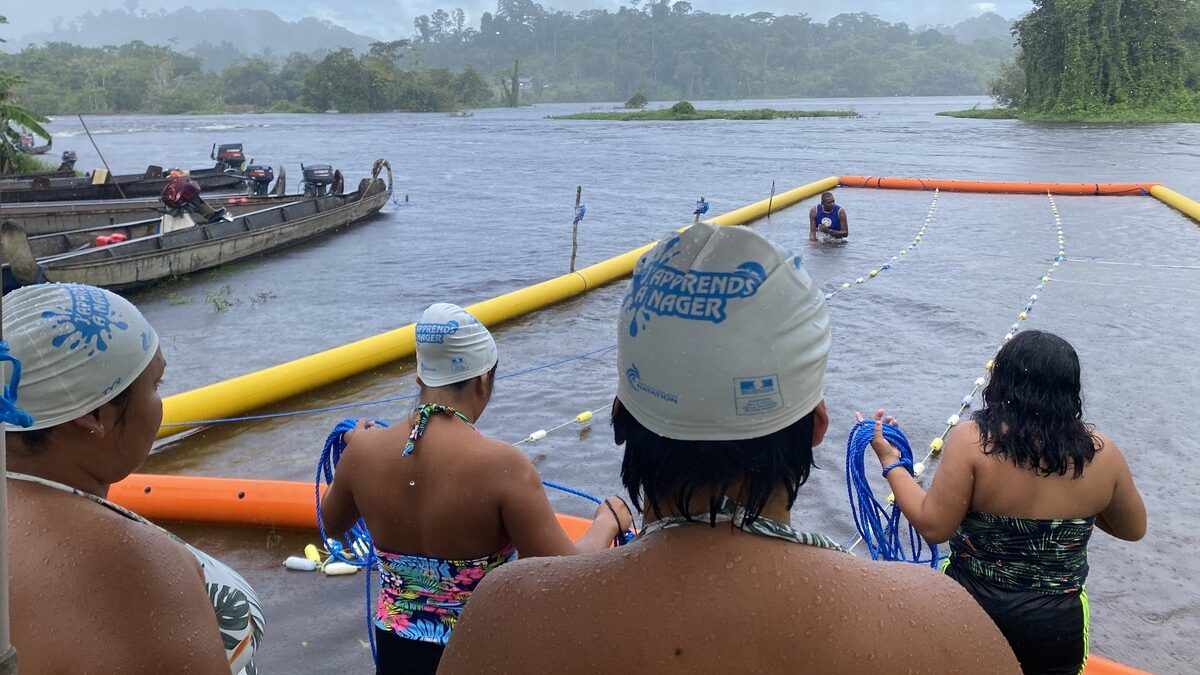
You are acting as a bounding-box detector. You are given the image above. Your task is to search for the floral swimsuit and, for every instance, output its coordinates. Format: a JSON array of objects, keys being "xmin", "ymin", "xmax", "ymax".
[
  {"xmin": 374, "ymin": 403, "xmax": 518, "ymax": 646},
  {"xmin": 373, "ymin": 544, "xmax": 517, "ymax": 644}
]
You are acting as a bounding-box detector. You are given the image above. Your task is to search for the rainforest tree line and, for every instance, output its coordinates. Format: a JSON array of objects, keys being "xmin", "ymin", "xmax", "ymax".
[
  {"xmin": 0, "ymin": 7, "xmax": 1016, "ymax": 114},
  {"xmin": 995, "ymin": 0, "xmax": 1200, "ymax": 114}
]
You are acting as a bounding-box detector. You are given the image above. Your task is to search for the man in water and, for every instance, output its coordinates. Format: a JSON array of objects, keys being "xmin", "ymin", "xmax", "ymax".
[{"xmin": 809, "ymin": 192, "xmax": 848, "ymax": 242}]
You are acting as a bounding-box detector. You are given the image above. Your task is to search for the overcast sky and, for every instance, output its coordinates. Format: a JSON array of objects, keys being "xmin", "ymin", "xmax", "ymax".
[{"xmin": 4, "ymin": 1, "xmax": 1034, "ymax": 41}]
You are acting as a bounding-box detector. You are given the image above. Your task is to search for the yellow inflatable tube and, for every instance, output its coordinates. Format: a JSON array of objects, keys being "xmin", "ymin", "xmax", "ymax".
[
  {"xmin": 158, "ymin": 176, "xmax": 838, "ymax": 436},
  {"xmin": 1150, "ymin": 184, "xmax": 1200, "ymax": 224}
]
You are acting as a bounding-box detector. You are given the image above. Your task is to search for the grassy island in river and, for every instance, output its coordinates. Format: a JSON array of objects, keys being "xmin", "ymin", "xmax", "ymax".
[{"xmin": 553, "ymin": 104, "xmax": 858, "ymax": 121}]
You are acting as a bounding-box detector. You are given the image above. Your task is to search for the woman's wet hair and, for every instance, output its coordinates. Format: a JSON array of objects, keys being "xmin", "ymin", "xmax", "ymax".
[
  {"xmin": 973, "ymin": 330, "xmax": 1100, "ymax": 478},
  {"xmin": 613, "ymin": 402, "xmax": 817, "ymax": 526}
]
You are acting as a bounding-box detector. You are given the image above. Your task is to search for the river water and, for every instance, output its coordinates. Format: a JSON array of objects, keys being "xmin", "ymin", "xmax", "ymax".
[{"xmin": 37, "ymin": 97, "xmax": 1200, "ymax": 672}]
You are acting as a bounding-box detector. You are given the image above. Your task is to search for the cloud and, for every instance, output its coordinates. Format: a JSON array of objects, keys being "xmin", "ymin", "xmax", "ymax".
[{"xmin": 973, "ymin": 2, "xmax": 998, "ymax": 13}]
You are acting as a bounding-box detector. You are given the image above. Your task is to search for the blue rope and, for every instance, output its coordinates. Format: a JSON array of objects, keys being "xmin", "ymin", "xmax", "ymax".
[
  {"xmin": 845, "ymin": 420, "xmax": 939, "ymax": 567},
  {"xmin": 160, "ymin": 344, "xmax": 617, "ymax": 428},
  {"xmin": 0, "ymin": 341, "xmax": 34, "ymax": 428},
  {"xmin": 315, "ymin": 415, "xmax": 634, "ymax": 663}
]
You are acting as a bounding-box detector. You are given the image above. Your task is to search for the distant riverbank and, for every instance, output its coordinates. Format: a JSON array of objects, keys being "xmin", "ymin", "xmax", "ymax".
[{"xmin": 938, "ymin": 106, "xmax": 1200, "ymax": 123}]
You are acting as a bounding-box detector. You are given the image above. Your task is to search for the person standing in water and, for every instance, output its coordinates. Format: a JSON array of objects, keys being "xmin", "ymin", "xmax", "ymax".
[
  {"xmin": 809, "ymin": 191, "xmax": 849, "ymax": 242},
  {"xmin": 861, "ymin": 330, "xmax": 1146, "ymax": 675},
  {"xmin": 320, "ymin": 303, "xmax": 632, "ymax": 675},
  {"xmin": 440, "ymin": 224, "xmax": 1017, "ymax": 674}
]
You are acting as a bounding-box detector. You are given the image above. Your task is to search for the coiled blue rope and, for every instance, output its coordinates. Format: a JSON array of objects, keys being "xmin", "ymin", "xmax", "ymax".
[
  {"xmin": 845, "ymin": 419, "xmax": 939, "ymax": 567},
  {"xmin": 315, "ymin": 416, "xmax": 635, "ymax": 663},
  {"xmin": 0, "ymin": 341, "xmax": 34, "ymax": 428}
]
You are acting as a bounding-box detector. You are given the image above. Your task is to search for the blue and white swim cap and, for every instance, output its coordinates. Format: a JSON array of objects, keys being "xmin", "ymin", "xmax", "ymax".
[
  {"xmin": 617, "ymin": 223, "xmax": 830, "ymax": 441},
  {"xmin": 3, "ymin": 283, "xmax": 160, "ymax": 431},
  {"xmin": 415, "ymin": 303, "xmax": 498, "ymax": 387}
]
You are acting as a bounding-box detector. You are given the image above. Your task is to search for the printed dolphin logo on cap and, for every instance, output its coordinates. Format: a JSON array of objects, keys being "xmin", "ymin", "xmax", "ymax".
[
  {"xmin": 626, "ymin": 363, "xmax": 679, "ymax": 404},
  {"xmin": 415, "ymin": 320, "xmax": 461, "ymax": 344}
]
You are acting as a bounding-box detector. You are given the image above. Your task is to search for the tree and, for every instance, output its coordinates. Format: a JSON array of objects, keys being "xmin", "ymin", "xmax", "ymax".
[
  {"xmin": 1, "ymin": 72, "xmax": 52, "ymax": 174},
  {"xmin": 624, "ymin": 90, "xmax": 648, "ymax": 108}
]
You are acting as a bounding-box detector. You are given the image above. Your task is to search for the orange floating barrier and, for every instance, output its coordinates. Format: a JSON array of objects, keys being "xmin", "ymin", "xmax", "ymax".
[
  {"xmin": 1085, "ymin": 656, "xmax": 1151, "ymax": 674},
  {"xmin": 109, "ymin": 473, "xmax": 591, "ymax": 537},
  {"xmin": 839, "ymin": 176, "xmax": 1156, "ymax": 196}
]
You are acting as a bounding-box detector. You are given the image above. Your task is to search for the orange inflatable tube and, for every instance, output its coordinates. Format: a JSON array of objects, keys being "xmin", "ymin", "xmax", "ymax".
[
  {"xmin": 109, "ymin": 473, "xmax": 591, "ymax": 537},
  {"xmin": 108, "ymin": 474, "xmax": 1145, "ymax": 674},
  {"xmin": 838, "ymin": 176, "xmax": 1156, "ymax": 196}
]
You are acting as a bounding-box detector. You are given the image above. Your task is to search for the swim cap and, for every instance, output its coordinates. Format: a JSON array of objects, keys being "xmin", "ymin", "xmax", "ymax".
[
  {"xmin": 617, "ymin": 224, "xmax": 830, "ymax": 441},
  {"xmin": 3, "ymin": 283, "xmax": 160, "ymax": 431},
  {"xmin": 415, "ymin": 303, "xmax": 498, "ymax": 387}
]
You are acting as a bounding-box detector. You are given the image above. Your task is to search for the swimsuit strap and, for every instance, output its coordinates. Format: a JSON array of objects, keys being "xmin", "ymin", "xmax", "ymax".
[
  {"xmin": 6, "ymin": 471, "xmax": 146, "ymax": 524},
  {"xmin": 636, "ymin": 495, "xmax": 847, "ymax": 553},
  {"xmin": 402, "ymin": 402, "xmax": 475, "ymax": 456}
]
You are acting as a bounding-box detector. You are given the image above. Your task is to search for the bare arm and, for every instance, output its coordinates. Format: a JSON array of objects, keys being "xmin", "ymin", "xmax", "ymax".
[
  {"xmin": 1095, "ymin": 436, "xmax": 1147, "ymax": 541},
  {"xmin": 864, "ymin": 411, "xmax": 974, "ymax": 544},
  {"xmin": 109, "ymin": 536, "xmax": 234, "ymax": 674},
  {"xmin": 319, "ymin": 421, "xmax": 374, "ymax": 535},
  {"xmin": 834, "ymin": 207, "xmax": 849, "ymax": 238},
  {"xmin": 809, "ymin": 206, "xmax": 818, "ymax": 241},
  {"xmin": 494, "ymin": 443, "xmax": 628, "ymax": 556}
]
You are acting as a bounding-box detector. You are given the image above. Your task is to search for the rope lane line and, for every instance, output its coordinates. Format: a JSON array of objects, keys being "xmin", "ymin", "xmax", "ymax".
[
  {"xmin": 823, "ymin": 190, "xmax": 939, "ymax": 301},
  {"xmin": 512, "ymin": 404, "xmax": 611, "ymax": 446},
  {"xmin": 844, "ymin": 191, "xmax": 1066, "ymax": 553}
]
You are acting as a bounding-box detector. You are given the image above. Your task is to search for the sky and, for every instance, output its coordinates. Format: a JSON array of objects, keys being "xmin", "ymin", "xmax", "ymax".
[{"xmin": 3, "ymin": 1, "xmax": 1035, "ymax": 42}]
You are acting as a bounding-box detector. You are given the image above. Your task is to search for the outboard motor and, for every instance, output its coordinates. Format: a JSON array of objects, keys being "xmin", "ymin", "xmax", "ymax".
[
  {"xmin": 212, "ymin": 143, "xmax": 248, "ymax": 173},
  {"xmin": 17, "ymin": 135, "xmax": 35, "ymax": 152},
  {"xmin": 245, "ymin": 164, "xmax": 274, "ymax": 196},
  {"xmin": 58, "ymin": 150, "xmax": 78, "ymax": 173},
  {"xmin": 161, "ymin": 175, "xmax": 229, "ymax": 230},
  {"xmin": 301, "ymin": 163, "xmax": 335, "ymax": 198}
]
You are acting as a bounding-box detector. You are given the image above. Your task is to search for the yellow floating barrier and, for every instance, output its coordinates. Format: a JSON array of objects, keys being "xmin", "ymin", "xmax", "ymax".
[
  {"xmin": 1150, "ymin": 184, "xmax": 1200, "ymax": 224},
  {"xmin": 157, "ymin": 176, "xmax": 839, "ymax": 437}
]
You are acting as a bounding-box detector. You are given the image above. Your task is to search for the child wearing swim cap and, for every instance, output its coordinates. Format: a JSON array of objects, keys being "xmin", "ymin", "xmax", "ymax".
[
  {"xmin": 441, "ymin": 224, "xmax": 1017, "ymax": 674},
  {"xmin": 321, "ymin": 302, "xmax": 633, "ymax": 675}
]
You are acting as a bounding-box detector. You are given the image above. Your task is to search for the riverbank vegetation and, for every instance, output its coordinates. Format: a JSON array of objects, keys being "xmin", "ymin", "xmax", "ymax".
[
  {"xmin": 0, "ymin": 7, "xmax": 1014, "ymax": 115},
  {"xmin": 943, "ymin": 0, "xmax": 1200, "ymax": 122},
  {"xmin": 555, "ymin": 101, "xmax": 857, "ymax": 120}
]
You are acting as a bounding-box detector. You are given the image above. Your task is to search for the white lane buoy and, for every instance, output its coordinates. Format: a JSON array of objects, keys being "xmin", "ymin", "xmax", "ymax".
[{"xmin": 284, "ymin": 556, "xmax": 318, "ymax": 571}]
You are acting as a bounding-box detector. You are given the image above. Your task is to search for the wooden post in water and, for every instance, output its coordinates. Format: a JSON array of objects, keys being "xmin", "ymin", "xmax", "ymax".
[
  {"xmin": 0, "ymin": 282, "xmax": 16, "ymax": 675},
  {"xmin": 767, "ymin": 180, "xmax": 776, "ymax": 218},
  {"xmin": 569, "ymin": 186, "xmax": 582, "ymax": 272}
]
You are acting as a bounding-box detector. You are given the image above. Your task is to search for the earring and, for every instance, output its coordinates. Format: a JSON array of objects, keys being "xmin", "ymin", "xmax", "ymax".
[{"xmin": 89, "ymin": 429, "xmax": 95, "ymax": 435}]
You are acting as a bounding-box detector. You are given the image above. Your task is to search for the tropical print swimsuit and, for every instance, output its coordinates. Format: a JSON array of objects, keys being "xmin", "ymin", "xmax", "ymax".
[
  {"xmin": 373, "ymin": 403, "xmax": 518, "ymax": 646},
  {"xmin": 943, "ymin": 511, "xmax": 1096, "ymax": 675},
  {"xmin": 6, "ymin": 472, "xmax": 265, "ymax": 675},
  {"xmin": 635, "ymin": 495, "xmax": 847, "ymax": 553},
  {"xmin": 947, "ymin": 511, "xmax": 1095, "ymax": 594},
  {"xmin": 373, "ymin": 544, "xmax": 518, "ymax": 644}
]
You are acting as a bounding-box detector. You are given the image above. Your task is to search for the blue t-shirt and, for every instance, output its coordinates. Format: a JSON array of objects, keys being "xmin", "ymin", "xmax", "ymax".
[{"xmin": 815, "ymin": 204, "xmax": 842, "ymax": 231}]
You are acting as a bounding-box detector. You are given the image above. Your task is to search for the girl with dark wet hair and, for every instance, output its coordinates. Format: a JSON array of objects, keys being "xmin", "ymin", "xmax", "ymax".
[
  {"xmin": 440, "ymin": 224, "xmax": 1017, "ymax": 674},
  {"xmin": 864, "ymin": 330, "xmax": 1146, "ymax": 675}
]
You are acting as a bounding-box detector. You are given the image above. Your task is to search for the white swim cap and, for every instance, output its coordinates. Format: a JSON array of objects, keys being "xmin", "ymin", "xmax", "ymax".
[
  {"xmin": 415, "ymin": 303, "xmax": 498, "ymax": 387},
  {"xmin": 617, "ymin": 224, "xmax": 830, "ymax": 441},
  {"xmin": 3, "ymin": 283, "xmax": 160, "ymax": 431}
]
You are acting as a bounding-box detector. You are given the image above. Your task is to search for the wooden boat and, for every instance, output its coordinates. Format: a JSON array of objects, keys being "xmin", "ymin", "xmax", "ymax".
[
  {"xmin": 0, "ymin": 166, "xmax": 246, "ymax": 203},
  {"xmin": 1, "ymin": 159, "xmax": 392, "ymax": 291},
  {"xmin": 0, "ymin": 190, "xmax": 303, "ymax": 238}
]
